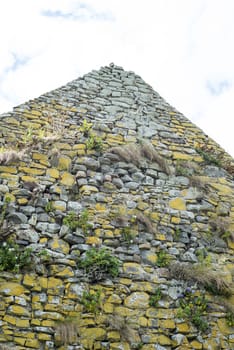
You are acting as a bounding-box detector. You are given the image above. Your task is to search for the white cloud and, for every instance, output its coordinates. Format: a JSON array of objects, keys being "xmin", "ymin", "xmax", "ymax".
[{"xmin": 0, "ymin": 0, "xmax": 233, "ymax": 157}]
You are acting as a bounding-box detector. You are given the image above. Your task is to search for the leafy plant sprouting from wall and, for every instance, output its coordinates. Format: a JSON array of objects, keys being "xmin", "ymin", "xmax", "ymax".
[
  {"xmin": 195, "ymin": 143, "xmax": 234, "ymax": 176},
  {"xmin": 177, "ymin": 287, "xmax": 209, "ymax": 332},
  {"xmin": 78, "ymin": 247, "xmax": 120, "ymax": 282},
  {"xmin": 149, "ymin": 287, "xmax": 163, "ymax": 307},
  {"xmin": 63, "ymin": 209, "xmax": 92, "ymax": 234},
  {"xmin": 0, "ymin": 240, "xmax": 33, "ymax": 273},
  {"xmin": 156, "ymin": 250, "xmax": 172, "ymax": 267},
  {"xmin": 86, "ymin": 133, "xmax": 103, "ymax": 152},
  {"xmin": 80, "ymin": 288, "xmax": 101, "ymax": 314}
]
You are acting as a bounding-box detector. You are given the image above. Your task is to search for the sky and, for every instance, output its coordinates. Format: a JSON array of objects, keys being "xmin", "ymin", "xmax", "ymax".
[{"xmin": 0, "ymin": 0, "xmax": 233, "ymax": 157}]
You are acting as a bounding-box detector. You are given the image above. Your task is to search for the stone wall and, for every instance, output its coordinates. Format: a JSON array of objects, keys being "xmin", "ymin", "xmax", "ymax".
[{"xmin": 0, "ymin": 64, "xmax": 233, "ymax": 349}]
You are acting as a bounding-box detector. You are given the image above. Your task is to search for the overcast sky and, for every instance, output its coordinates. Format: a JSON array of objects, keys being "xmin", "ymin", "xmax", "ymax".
[{"xmin": 0, "ymin": 0, "xmax": 233, "ymax": 157}]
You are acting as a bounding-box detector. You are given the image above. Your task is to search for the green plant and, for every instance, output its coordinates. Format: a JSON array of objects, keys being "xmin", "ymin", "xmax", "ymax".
[
  {"xmin": 149, "ymin": 288, "xmax": 162, "ymax": 307},
  {"xmin": 86, "ymin": 134, "xmax": 103, "ymax": 151},
  {"xmin": 80, "ymin": 289, "xmax": 101, "ymax": 314},
  {"xmin": 63, "ymin": 210, "xmax": 92, "ymax": 234},
  {"xmin": 0, "ymin": 240, "xmax": 33, "ymax": 272},
  {"xmin": 226, "ymin": 311, "xmax": 234, "ymax": 327},
  {"xmin": 120, "ymin": 226, "xmax": 134, "ymax": 245},
  {"xmin": 175, "ymin": 163, "xmax": 190, "ymax": 177},
  {"xmin": 196, "ymin": 249, "xmax": 212, "ymax": 266},
  {"xmin": 132, "ymin": 342, "xmax": 144, "ymax": 349},
  {"xmin": 177, "ymin": 288, "xmax": 209, "ymax": 332},
  {"xmin": 156, "ymin": 250, "xmax": 171, "ymax": 267},
  {"xmin": 79, "ymin": 118, "xmax": 93, "ymax": 136},
  {"xmin": 37, "ymin": 249, "xmax": 52, "ymax": 263},
  {"xmin": 45, "ymin": 201, "xmax": 54, "ymax": 213},
  {"xmin": 78, "ymin": 247, "xmax": 120, "ymax": 282},
  {"xmin": 195, "ymin": 147, "xmax": 221, "ymax": 167}
]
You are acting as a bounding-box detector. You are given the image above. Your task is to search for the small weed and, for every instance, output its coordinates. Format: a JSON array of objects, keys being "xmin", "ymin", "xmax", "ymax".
[
  {"xmin": 177, "ymin": 288, "xmax": 209, "ymax": 332},
  {"xmin": 149, "ymin": 288, "xmax": 162, "ymax": 307},
  {"xmin": 86, "ymin": 134, "xmax": 103, "ymax": 152},
  {"xmin": 79, "ymin": 119, "xmax": 93, "ymax": 136},
  {"xmin": 63, "ymin": 210, "xmax": 92, "ymax": 234},
  {"xmin": 0, "ymin": 240, "xmax": 32, "ymax": 272},
  {"xmin": 37, "ymin": 249, "xmax": 52, "ymax": 263},
  {"xmin": 196, "ymin": 147, "xmax": 221, "ymax": 167},
  {"xmin": 196, "ymin": 249, "xmax": 212, "ymax": 266},
  {"xmin": 176, "ymin": 164, "xmax": 190, "ymax": 177},
  {"xmin": 78, "ymin": 247, "xmax": 120, "ymax": 282},
  {"xmin": 132, "ymin": 342, "xmax": 144, "ymax": 350},
  {"xmin": 120, "ymin": 226, "xmax": 135, "ymax": 245},
  {"xmin": 156, "ymin": 250, "xmax": 171, "ymax": 267},
  {"xmin": 226, "ymin": 311, "xmax": 234, "ymax": 327},
  {"xmin": 80, "ymin": 289, "xmax": 101, "ymax": 314},
  {"xmin": 45, "ymin": 201, "xmax": 54, "ymax": 213}
]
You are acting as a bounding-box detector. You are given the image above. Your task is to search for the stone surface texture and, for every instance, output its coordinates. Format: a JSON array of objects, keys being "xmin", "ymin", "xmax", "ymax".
[{"xmin": 0, "ymin": 64, "xmax": 233, "ymax": 349}]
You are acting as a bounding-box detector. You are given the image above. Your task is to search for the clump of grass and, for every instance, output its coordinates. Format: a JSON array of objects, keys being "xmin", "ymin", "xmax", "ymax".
[
  {"xmin": 169, "ymin": 262, "xmax": 233, "ymax": 297},
  {"xmin": 109, "ymin": 141, "xmax": 171, "ymax": 174},
  {"xmin": 0, "ymin": 149, "xmax": 26, "ymax": 165},
  {"xmin": 209, "ymin": 216, "xmax": 233, "ymax": 241},
  {"xmin": 188, "ymin": 175, "xmax": 207, "ymax": 190},
  {"xmin": 107, "ymin": 314, "xmax": 136, "ymax": 343},
  {"xmin": 140, "ymin": 142, "xmax": 171, "ymax": 175},
  {"xmin": 136, "ymin": 212, "xmax": 155, "ymax": 234},
  {"xmin": 109, "ymin": 144, "xmax": 142, "ymax": 167},
  {"xmin": 55, "ymin": 318, "xmax": 78, "ymax": 345}
]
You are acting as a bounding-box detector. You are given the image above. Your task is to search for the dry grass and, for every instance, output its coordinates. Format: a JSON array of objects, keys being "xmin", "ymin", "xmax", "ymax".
[
  {"xmin": 209, "ymin": 216, "xmax": 234, "ymax": 241},
  {"xmin": 55, "ymin": 319, "xmax": 78, "ymax": 345},
  {"xmin": 136, "ymin": 212, "xmax": 155, "ymax": 234},
  {"xmin": 109, "ymin": 144, "xmax": 142, "ymax": 167},
  {"xmin": 188, "ymin": 175, "xmax": 207, "ymax": 189},
  {"xmin": 0, "ymin": 149, "xmax": 26, "ymax": 165},
  {"xmin": 109, "ymin": 141, "xmax": 171, "ymax": 175},
  {"xmin": 107, "ymin": 314, "xmax": 136, "ymax": 343},
  {"xmin": 169, "ymin": 262, "xmax": 233, "ymax": 297},
  {"xmin": 140, "ymin": 142, "xmax": 171, "ymax": 175}
]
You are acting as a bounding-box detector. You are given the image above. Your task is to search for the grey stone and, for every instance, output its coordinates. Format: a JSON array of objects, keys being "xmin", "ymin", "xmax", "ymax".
[
  {"xmin": 48, "ymin": 223, "xmax": 61, "ymax": 233},
  {"xmin": 125, "ymin": 182, "xmax": 139, "ymax": 190},
  {"xmin": 67, "ymin": 201, "xmax": 82, "ymax": 212},
  {"xmin": 8, "ymin": 212, "xmax": 28, "ymax": 224},
  {"xmin": 21, "ymin": 206, "xmax": 36, "ymax": 215}
]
